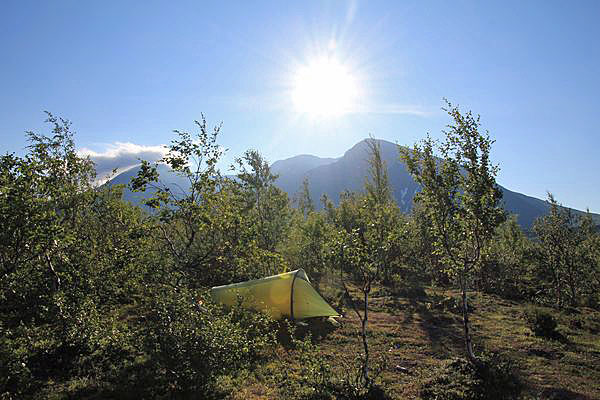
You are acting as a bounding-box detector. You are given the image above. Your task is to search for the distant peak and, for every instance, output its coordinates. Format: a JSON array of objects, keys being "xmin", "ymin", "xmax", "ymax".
[
  {"xmin": 270, "ymin": 153, "xmax": 338, "ymax": 175},
  {"xmin": 343, "ymin": 137, "xmax": 401, "ymax": 158},
  {"xmin": 272, "ymin": 154, "xmax": 326, "ymax": 164}
]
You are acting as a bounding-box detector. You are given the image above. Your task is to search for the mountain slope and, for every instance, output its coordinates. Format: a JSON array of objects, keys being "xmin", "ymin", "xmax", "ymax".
[
  {"xmin": 106, "ymin": 139, "xmax": 599, "ymax": 229},
  {"xmin": 106, "ymin": 163, "xmax": 191, "ymax": 205},
  {"xmin": 270, "ymin": 138, "xmax": 598, "ymax": 228},
  {"xmin": 275, "ymin": 139, "xmax": 419, "ymax": 211},
  {"xmin": 270, "ymin": 154, "xmax": 338, "ymax": 178}
]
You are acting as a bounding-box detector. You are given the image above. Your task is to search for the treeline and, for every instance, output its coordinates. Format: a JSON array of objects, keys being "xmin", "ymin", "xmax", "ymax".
[{"xmin": 1, "ymin": 111, "xmax": 599, "ymax": 399}]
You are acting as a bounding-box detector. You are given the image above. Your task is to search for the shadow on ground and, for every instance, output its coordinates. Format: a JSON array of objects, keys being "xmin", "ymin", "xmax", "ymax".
[{"xmin": 276, "ymin": 317, "xmax": 339, "ymax": 348}]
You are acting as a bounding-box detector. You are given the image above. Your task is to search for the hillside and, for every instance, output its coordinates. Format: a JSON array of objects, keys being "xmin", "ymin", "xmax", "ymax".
[
  {"xmin": 105, "ymin": 163, "xmax": 191, "ymax": 205},
  {"xmin": 272, "ymin": 138, "xmax": 599, "ymax": 229},
  {"xmin": 109, "ymin": 139, "xmax": 599, "ymax": 229}
]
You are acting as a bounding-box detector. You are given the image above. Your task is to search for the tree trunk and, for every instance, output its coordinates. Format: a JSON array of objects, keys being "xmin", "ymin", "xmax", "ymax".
[
  {"xmin": 44, "ymin": 253, "xmax": 61, "ymax": 291},
  {"xmin": 461, "ymin": 272, "xmax": 477, "ymax": 364},
  {"xmin": 566, "ymin": 258, "xmax": 577, "ymax": 306},
  {"xmin": 362, "ymin": 288, "xmax": 370, "ymax": 388},
  {"xmin": 552, "ymin": 267, "xmax": 561, "ymax": 308}
]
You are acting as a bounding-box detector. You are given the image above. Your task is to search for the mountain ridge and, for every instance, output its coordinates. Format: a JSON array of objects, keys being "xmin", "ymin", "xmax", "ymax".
[{"xmin": 107, "ymin": 138, "xmax": 600, "ymax": 229}]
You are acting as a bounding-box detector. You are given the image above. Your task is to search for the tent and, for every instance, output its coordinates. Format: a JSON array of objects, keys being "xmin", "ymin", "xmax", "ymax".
[{"xmin": 210, "ymin": 269, "xmax": 339, "ymax": 320}]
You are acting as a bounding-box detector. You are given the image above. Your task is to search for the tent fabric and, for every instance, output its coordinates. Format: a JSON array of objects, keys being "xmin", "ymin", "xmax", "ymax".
[{"xmin": 210, "ymin": 269, "xmax": 339, "ymax": 319}]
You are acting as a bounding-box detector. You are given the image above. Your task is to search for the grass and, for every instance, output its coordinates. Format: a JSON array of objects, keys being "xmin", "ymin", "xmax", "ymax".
[{"xmin": 234, "ymin": 283, "xmax": 600, "ymax": 399}]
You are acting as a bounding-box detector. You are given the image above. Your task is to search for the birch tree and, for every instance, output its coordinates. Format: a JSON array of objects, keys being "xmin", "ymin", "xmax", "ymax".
[{"xmin": 400, "ymin": 102, "xmax": 505, "ymax": 363}]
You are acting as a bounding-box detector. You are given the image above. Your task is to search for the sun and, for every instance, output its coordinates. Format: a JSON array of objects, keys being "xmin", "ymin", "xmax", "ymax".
[{"xmin": 291, "ymin": 57, "xmax": 358, "ymax": 118}]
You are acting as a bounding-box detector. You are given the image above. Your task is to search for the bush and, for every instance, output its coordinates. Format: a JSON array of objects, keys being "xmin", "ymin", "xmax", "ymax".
[
  {"xmin": 420, "ymin": 353, "xmax": 522, "ymax": 400},
  {"xmin": 584, "ymin": 293, "xmax": 600, "ymax": 310},
  {"xmin": 385, "ymin": 273, "xmax": 427, "ymax": 299},
  {"xmin": 429, "ymin": 295, "xmax": 475, "ymax": 315},
  {"xmin": 525, "ymin": 307, "xmax": 559, "ymax": 339},
  {"xmin": 0, "ymin": 327, "xmax": 36, "ymax": 398},
  {"xmin": 275, "ymin": 322, "xmax": 390, "ymax": 400},
  {"xmin": 568, "ymin": 313, "xmax": 600, "ymax": 334},
  {"xmin": 133, "ymin": 288, "xmax": 276, "ymax": 399}
]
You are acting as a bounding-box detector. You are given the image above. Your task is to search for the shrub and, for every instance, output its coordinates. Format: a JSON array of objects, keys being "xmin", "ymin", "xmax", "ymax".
[
  {"xmin": 429, "ymin": 295, "xmax": 474, "ymax": 314},
  {"xmin": 585, "ymin": 294, "xmax": 599, "ymax": 310},
  {"xmin": 568, "ymin": 313, "xmax": 600, "ymax": 334},
  {"xmin": 0, "ymin": 327, "xmax": 36, "ymax": 398},
  {"xmin": 382, "ymin": 273, "xmax": 427, "ymax": 302},
  {"xmin": 334, "ymin": 359, "xmax": 390, "ymax": 400},
  {"xmin": 420, "ymin": 353, "xmax": 522, "ymax": 400},
  {"xmin": 525, "ymin": 307, "xmax": 559, "ymax": 339},
  {"xmin": 276, "ymin": 322, "xmax": 390, "ymax": 400},
  {"xmin": 135, "ymin": 288, "xmax": 276, "ymax": 398}
]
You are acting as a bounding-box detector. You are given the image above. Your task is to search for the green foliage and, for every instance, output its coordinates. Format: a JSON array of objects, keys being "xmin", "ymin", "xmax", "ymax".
[
  {"xmin": 400, "ymin": 101, "xmax": 505, "ymax": 283},
  {"xmin": 1, "ymin": 114, "xmax": 287, "ymax": 399},
  {"xmin": 3, "ymin": 109, "xmax": 598, "ymax": 398},
  {"xmin": 533, "ymin": 194, "xmax": 597, "ymax": 308},
  {"xmin": 136, "ymin": 289, "xmax": 276, "ymax": 398},
  {"xmin": 277, "ymin": 322, "xmax": 389, "ymax": 400},
  {"xmin": 580, "ymin": 222, "xmax": 600, "ymax": 308},
  {"xmin": 386, "ymin": 273, "xmax": 427, "ymax": 299},
  {"xmin": 297, "ymin": 177, "xmax": 315, "ymax": 218},
  {"xmin": 332, "ymin": 140, "xmax": 405, "ymax": 285},
  {"xmin": 479, "ymin": 216, "xmax": 535, "ymax": 300},
  {"xmin": 0, "ymin": 115, "xmax": 149, "ymax": 398},
  {"xmin": 568, "ymin": 312, "xmax": 600, "ymax": 334},
  {"xmin": 364, "ymin": 137, "xmax": 392, "ymax": 209},
  {"xmin": 420, "ymin": 353, "xmax": 522, "ymax": 400},
  {"xmin": 524, "ymin": 306, "xmax": 559, "ymax": 339},
  {"xmin": 329, "ymin": 139, "xmax": 399, "ymax": 390},
  {"xmin": 284, "ymin": 211, "xmax": 334, "ymax": 286},
  {"xmin": 400, "ymin": 101, "xmax": 506, "ymax": 362},
  {"xmin": 403, "ymin": 203, "xmax": 446, "ymax": 285},
  {"xmin": 130, "ymin": 119, "xmax": 291, "ymax": 288},
  {"xmin": 287, "ymin": 328, "xmax": 337, "ymax": 399},
  {"xmin": 0, "ymin": 113, "xmax": 96, "ymax": 322},
  {"xmin": 0, "ymin": 324, "xmax": 36, "ymax": 397},
  {"xmin": 235, "ymin": 149, "xmax": 292, "ymax": 253}
]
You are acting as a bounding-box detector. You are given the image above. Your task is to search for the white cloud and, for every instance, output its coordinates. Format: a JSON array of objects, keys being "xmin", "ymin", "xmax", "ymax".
[{"xmin": 78, "ymin": 142, "xmax": 167, "ymax": 183}]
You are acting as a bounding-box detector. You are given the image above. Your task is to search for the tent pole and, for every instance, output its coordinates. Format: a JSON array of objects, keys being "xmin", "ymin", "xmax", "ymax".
[{"xmin": 290, "ymin": 270, "xmax": 298, "ymax": 320}]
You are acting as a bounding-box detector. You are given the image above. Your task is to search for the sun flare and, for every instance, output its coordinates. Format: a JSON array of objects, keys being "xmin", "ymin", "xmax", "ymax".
[{"xmin": 292, "ymin": 57, "xmax": 358, "ymax": 118}]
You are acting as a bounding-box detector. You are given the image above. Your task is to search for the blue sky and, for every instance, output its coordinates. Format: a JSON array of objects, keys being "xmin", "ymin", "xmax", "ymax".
[{"xmin": 1, "ymin": 1, "xmax": 599, "ymax": 212}]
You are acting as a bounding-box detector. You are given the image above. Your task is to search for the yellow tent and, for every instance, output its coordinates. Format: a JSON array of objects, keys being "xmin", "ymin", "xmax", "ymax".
[{"xmin": 210, "ymin": 269, "xmax": 339, "ymax": 319}]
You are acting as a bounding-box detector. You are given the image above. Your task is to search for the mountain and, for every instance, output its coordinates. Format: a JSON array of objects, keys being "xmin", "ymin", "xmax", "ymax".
[
  {"xmin": 271, "ymin": 154, "xmax": 338, "ymax": 178},
  {"xmin": 273, "ymin": 139, "xmax": 599, "ymax": 228},
  {"xmin": 105, "ymin": 163, "xmax": 191, "ymax": 205},
  {"xmin": 275, "ymin": 139, "xmax": 419, "ymax": 212},
  {"xmin": 106, "ymin": 139, "xmax": 599, "ymax": 229},
  {"xmin": 271, "ymin": 154, "xmax": 338, "ymax": 191}
]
